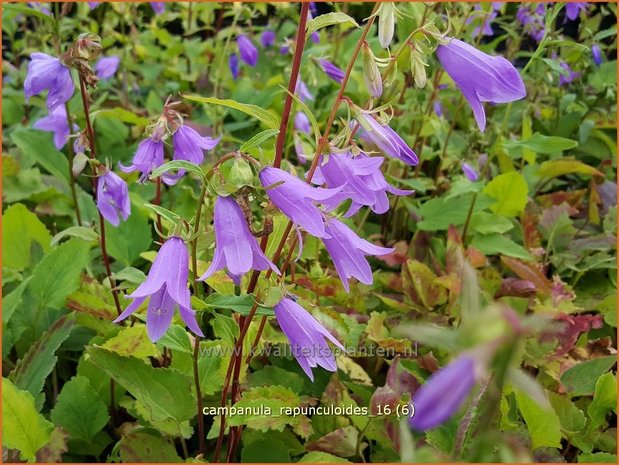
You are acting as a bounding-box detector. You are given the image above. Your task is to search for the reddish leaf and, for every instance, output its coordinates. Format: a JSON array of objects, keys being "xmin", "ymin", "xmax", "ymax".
[{"xmin": 500, "ymin": 257, "xmax": 552, "ymax": 297}]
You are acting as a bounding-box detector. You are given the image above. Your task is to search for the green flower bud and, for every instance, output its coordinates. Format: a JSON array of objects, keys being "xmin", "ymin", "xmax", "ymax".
[{"xmin": 362, "ymin": 43, "xmax": 383, "ymax": 98}]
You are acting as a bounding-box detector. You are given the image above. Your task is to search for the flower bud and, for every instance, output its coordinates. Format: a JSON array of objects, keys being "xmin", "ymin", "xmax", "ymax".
[
  {"xmin": 72, "ymin": 151, "xmax": 89, "ymax": 177},
  {"xmin": 74, "ymin": 33, "xmax": 102, "ymax": 61},
  {"xmin": 362, "ymin": 43, "xmax": 383, "ymax": 98},
  {"xmin": 377, "ymin": 3, "xmax": 396, "ymax": 49},
  {"xmin": 228, "ymin": 156, "xmax": 254, "ymax": 187},
  {"xmin": 409, "ymin": 43, "xmax": 428, "ymax": 88}
]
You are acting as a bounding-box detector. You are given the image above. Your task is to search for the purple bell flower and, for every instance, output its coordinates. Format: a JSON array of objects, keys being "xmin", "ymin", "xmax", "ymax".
[
  {"xmin": 565, "ymin": 2, "xmax": 588, "ymax": 21},
  {"xmin": 434, "ymin": 100, "xmax": 443, "ymax": 118},
  {"xmin": 259, "ymin": 167, "xmax": 343, "ymax": 238},
  {"xmin": 33, "ymin": 105, "xmax": 72, "ymax": 150},
  {"xmin": 114, "ymin": 236, "xmax": 203, "ymax": 342},
  {"xmin": 294, "ymin": 112, "xmax": 311, "ymax": 134},
  {"xmin": 274, "ymin": 297, "xmax": 344, "ymax": 382},
  {"xmin": 97, "ymin": 169, "xmax": 131, "ymax": 227},
  {"xmin": 88, "ymin": 2, "xmax": 100, "ymax": 9},
  {"xmin": 436, "ymin": 38, "xmax": 526, "ymax": 133},
  {"xmin": 119, "ymin": 137, "xmax": 164, "ymax": 182},
  {"xmin": 516, "ymin": 4, "xmax": 546, "ymax": 42},
  {"xmin": 592, "ymin": 44, "xmax": 602, "ymax": 66},
  {"xmin": 466, "ymin": 5, "xmax": 497, "ymax": 38},
  {"xmin": 355, "ymin": 113, "xmax": 419, "ymax": 165},
  {"xmin": 198, "ymin": 196, "xmax": 279, "ymax": 281},
  {"xmin": 461, "ymin": 162, "xmax": 480, "ymax": 182},
  {"xmin": 409, "ymin": 356, "xmax": 477, "ymax": 431},
  {"xmin": 150, "ymin": 2, "xmax": 165, "ymax": 14},
  {"xmin": 24, "ymin": 53, "xmax": 75, "ymax": 110},
  {"xmin": 310, "ymin": 31, "xmax": 320, "ymax": 44},
  {"xmin": 294, "ymin": 135, "xmax": 308, "ymax": 165},
  {"xmin": 295, "ymin": 79, "xmax": 314, "ymax": 102},
  {"xmin": 237, "ymin": 35, "xmax": 258, "ymax": 67},
  {"xmin": 319, "ymin": 59, "xmax": 345, "ymax": 83},
  {"xmin": 559, "ymin": 62, "xmax": 580, "ymax": 86},
  {"xmin": 313, "ymin": 152, "xmax": 412, "ymax": 217},
  {"xmin": 322, "ymin": 218, "xmax": 394, "ymax": 292},
  {"xmin": 94, "ymin": 56, "xmax": 120, "ymax": 81},
  {"xmin": 261, "ymin": 30, "xmax": 276, "ymax": 48},
  {"xmin": 229, "ymin": 53, "xmax": 239, "ymax": 80}
]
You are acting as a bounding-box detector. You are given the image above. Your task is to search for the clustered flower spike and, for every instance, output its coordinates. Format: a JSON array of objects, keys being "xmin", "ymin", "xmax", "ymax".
[
  {"xmin": 24, "ymin": 53, "xmax": 75, "ymax": 109},
  {"xmin": 198, "ymin": 195, "xmax": 280, "ymax": 282},
  {"xmin": 274, "ymin": 297, "xmax": 345, "ymax": 381},
  {"xmin": 355, "ymin": 112, "xmax": 419, "ymax": 165},
  {"xmin": 33, "ymin": 105, "xmax": 74, "ymax": 150},
  {"xmin": 322, "ymin": 218, "xmax": 394, "ymax": 292},
  {"xmin": 436, "ymin": 38, "xmax": 526, "ymax": 132},
  {"xmin": 97, "ymin": 169, "xmax": 131, "ymax": 227},
  {"xmin": 237, "ymin": 35, "xmax": 258, "ymax": 67},
  {"xmin": 114, "ymin": 236, "xmax": 203, "ymax": 342},
  {"xmin": 94, "ymin": 56, "xmax": 120, "ymax": 80}
]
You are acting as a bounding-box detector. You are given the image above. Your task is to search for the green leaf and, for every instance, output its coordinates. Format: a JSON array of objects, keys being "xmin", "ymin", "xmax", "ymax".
[
  {"xmin": 2, "ymin": 277, "xmax": 32, "ymax": 324},
  {"xmin": 50, "ymin": 376, "xmax": 109, "ymax": 442},
  {"xmin": 579, "ymin": 452, "xmax": 618, "ymax": 463},
  {"xmin": 2, "ymin": 377, "xmax": 54, "ymax": 461},
  {"xmin": 299, "ymin": 451, "xmax": 352, "ymax": 463},
  {"xmin": 106, "ymin": 208, "xmax": 152, "ymax": 266},
  {"xmin": 560, "ymin": 356, "xmax": 617, "ymax": 396},
  {"xmin": 2, "ymin": 3, "xmax": 55, "ymax": 24},
  {"xmin": 539, "ymin": 159, "xmax": 604, "ymax": 179},
  {"xmin": 10, "ymin": 314, "xmax": 76, "ymax": 406},
  {"xmin": 240, "ymin": 129, "xmax": 280, "ymax": 152},
  {"xmin": 305, "ymin": 12, "xmax": 360, "ymax": 39},
  {"xmin": 482, "ymin": 172, "xmax": 529, "ymax": 217},
  {"xmin": 51, "ymin": 226, "xmax": 98, "ymax": 246},
  {"xmin": 90, "ymin": 107, "xmax": 150, "ymax": 126},
  {"xmin": 27, "ymin": 239, "xmax": 91, "ymax": 310},
  {"xmin": 417, "ymin": 193, "xmax": 494, "ymax": 231},
  {"xmin": 118, "ymin": 431, "xmax": 182, "ymax": 463},
  {"xmin": 87, "ymin": 346, "xmax": 196, "ymax": 422},
  {"xmin": 587, "ymin": 372, "xmax": 617, "ymax": 429},
  {"xmin": 514, "ymin": 388, "xmax": 562, "ymax": 450},
  {"xmin": 471, "ymin": 234, "xmax": 532, "ymax": 260},
  {"xmin": 182, "ymin": 95, "xmax": 280, "ymax": 129},
  {"xmin": 3, "ymin": 203, "xmax": 51, "ymax": 271},
  {"xmin": 503, "ymin": 133, "xmax": 578, "ymax": 154},
  {"xmin": 11, "ymin": 129, "xmax": 70, "ymax": 185},
  {"xmin": 143, "ymin": 203, "xmax": 183, "ymax": 224},
  {"xmin": 202, "ymin": 293, "xmax": 275, "ymax": 316},
  {"xmin": 150, "ymin": 160, "xmax": 205, "ymax": 180},
  {"xmin": 547, "ymin": 391, "xmax": 586, "ymax": 435},
  {"xmin": 157, "ymin": 324, "xmax": 192, "ymax": 354},
  {"xmin": 101, "ymin": 325, "xmax": 159, "ymax": 359},
  {"xmin": 467, "ymin": 212, "xmax": 514, "ymax": 235}
]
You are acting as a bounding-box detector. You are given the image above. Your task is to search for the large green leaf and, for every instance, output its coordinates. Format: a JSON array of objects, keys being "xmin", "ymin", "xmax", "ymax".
[
  {"xmin": 587, "ymin": 372, "xmax": 617, "ymax": 429},
  {"xmin": 11, "ymin": 129, "xmax": 70, "ymax": 185},
  {"xmin": 2, "ymin": 378, "xmax": 54, "ymax": 461},
  {"xmin": 305, "ymin": 12, "xmax": 359, "ymax": 39},
  {"xmin": 87, "ymin": 346, "xmax": 196, "ymax": 422},
  {"xmin": 482, "ymin": 172, "xmax": 529, "ymax": 217},
  {"xmin": 182, "ymin": 95, "xmax": 280, "ymax": 129},
  {"xmin": 2, "ymin": 203, "xmax": 51, "ymax": 271},
  {"xmin": 202, "ymin": 293, "xmax": 274, "ymax": 316},
  {"xmin": 515, "ymin": 388, "xmax": 562, "ymax": 450},
  {"xmin": 106, "ymin": 208, "xmax": 152, "ymax": 266},
  {"xmin": 50, "ymin": 376, "xmax": 109, "ymax": 442},
  {"xmin": 560, "ymin": 356, "xmax": 617, "ymax": 397},
  {"xmin": 118, "ymin": 431, "xmax": 182, "ymax": 462},
  {"xmin": 503, "ymin": 133, "xmax": 578, "ymax": 154}
]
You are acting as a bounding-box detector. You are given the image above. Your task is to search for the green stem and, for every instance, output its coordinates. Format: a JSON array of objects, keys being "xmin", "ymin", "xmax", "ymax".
[{"xmin": 191, "ymin": 182, "xmax": 207, "ymax": 298}]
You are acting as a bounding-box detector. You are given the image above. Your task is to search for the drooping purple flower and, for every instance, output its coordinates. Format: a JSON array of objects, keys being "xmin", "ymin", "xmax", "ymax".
[
  {"xmin": 310, "ymin": 31, "xmax": 320, "ymax": 44},
  {"xmin": 318, "ymin": 59, "xmax": 345, "ymax": 83},
  {"xmin": 274, "ymin": 297, "xmax": 345, "ymax": 382},
  {"xmin": 198, "ymin": 196, "xmax": 279, "ymax": 281},
  {"xmin": 294, "ymin": 112, "xmax": 311, "ymax": 134},
  {"xmin": 229, "ymin": 53, "xmax": 239, "ymax": 80},
  {"xmin": 466, "ymin": 5, "xmax": 497, "ymax": 38},
  {"xmin": 237, "ymin": 35, "xmax": 258, "ymax": 67},
  {"xmin": 409, "ymin": 356, "xmax": 477, "ymax": 431},
  {"xmin": 492, "ymin": 2, "xmax": 503, "ymax": 10},
  {"xmin": 436, "ymin": 38, "xmax": 526, "ymax": 133},
  {"xmin": 97, "ymin": 169, "xmax": 131, "ymax": 227},
  {"xmin": 119, "ymin": 137, "xmax": 164, "ymax": 182},
  {"xmin": 33, "ymin": 105, "xmax": 72, "ymax": 149},
  {"xmin": 433, "ymin": 100, "xmax": 443, "ymax": 118},
  {"xmin": 461, "ymin": 162, "xmax": 480, "ymax": 182},
  {"xmin": 294, "ymin": 135, "xmax": 308, "ymax": 165},
  {"xmin": 259, "ymin": 167, "xmax": 343, "ymax": 238},
  {"xmin": 322, "ymin": 218, "xmax": 394, "ymax": 292},
  {"xmin": 261, "ymin": 30, "xmax": 276, "ymax": 48},
  {"xmin": 24, "ymin": 53, "xmax": 75, "ymax": 109},
  {"xmin": 295, "ymin": 79, "xmax": 314, "ymax": 102},
  {"xmin": 559, "ymin": 61, "xmax": 580, "ymax": 86},
  {"xmin": 94, "ymin": 56, "xmax": 120, "ymax": 80},
  {"xmin": 355, "ymin": 112, "xmax": 419, "ymax": 165},
  {"xmin": 309, "ymin": 2, "xmax": 318, "ymax": 16},
  {"xmin": 114, "ymin": 236, "xmax": 203, "ymax": 342},
  {"xmin": 592, "ymin": 44, "xmax": 602, "ymax": 66},
  {"xmin": 516, "ymin": 3, "xmax": 546, "ymax": 42},
  {"xmin": 565, "ymin": 2, "xmax": 588, "ymax": 21},
  {"xmin": 313, "ymin": 152, "xmax": 412, "ymax": 217},
  {"xmin": 87, "ymin": 2, "xmax": 100, "ymax": 9},
  {"xmin": 279, "ymin": 44, "xmax": 290, "ymax": 55},
  {"xmin": 150, "ymin": 2, "xmax": 165, "ymax": 14}
]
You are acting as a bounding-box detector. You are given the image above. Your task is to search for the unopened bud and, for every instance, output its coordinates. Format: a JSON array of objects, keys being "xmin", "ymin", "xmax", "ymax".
[
  {"xmin": 377, "ymin": 3, "xmax": 396, "ymax": 49},
  {"xmin": 72, "ymin": 151, "xmax": 89, "ymax": 177},
  {"xmin": 228, "ymin": 156, "xmax": 254, "ymax": 187},
  {"xmin": 74, "ymin": 33, "xmax": 102, "ymax": 61},
  {"xmin": 362, "ymin": 43, "xmax": 383, "ymax": 98},
  {"xmin": 409, "ymin": 43, "xmax": 428, "ymax": 88}
]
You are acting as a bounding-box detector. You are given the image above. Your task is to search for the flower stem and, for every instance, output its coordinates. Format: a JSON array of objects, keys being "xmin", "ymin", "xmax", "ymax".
[
  {"xmin": 192, "ymin": 337, "xmax": 205, "ymax": 456},
  {"xmin": 191, "ymin": 182, "xmax": 208, "ymax": 299},
  {"xmin": 64, "ymin": 102, "xmax": 83, "ymax": 226}
]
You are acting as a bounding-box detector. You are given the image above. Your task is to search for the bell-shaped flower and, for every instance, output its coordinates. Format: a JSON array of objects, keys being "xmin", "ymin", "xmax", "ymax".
[
  {"xmin": 409, "ymin": 355, "xmax": 477, "ymax": 431},
  {"xmin": 559, "ymin": 61, "xmax": 580, "ymax": 86},
  {"xmin": 461, "ymin": 162, "xmax": 479, "ymax": 182},
  {"xmin": 261, "ymin": 30, "xmax": 276, "ymax": 48},
  {"xmin": 94, "ymin": 56, "xmax": 120, "ymax": 81},
  {"xmin": 114, "ymin": 236, "xmax": 203, "ymax": 342},
  {"xmin": 24, "ymin": 53, "xmax": 74, "ymax": 109},
  {"xmin": 313, "ymin": 152, "xmax": 411, "ymax": 217},
  {"xmin": 355, "ymin": 112, "xmax": 419, "ymax": 165},
  {"xmin": 592, "ymin": 44, "xmax": 602, "ymax": 66},
  {"xmin": 565, "ymin": 2, "xmax": 588, "ymax": 21},
  {"xmin": 294, "ymin": 111, "xmax": 311, "ymax": 134},
  {"xmin": 436, "ymin": 38, "xmax": 526, "ymax": 133},
  {"xmin": 150, "ymin": 2, "xmax": 165, "ymax": 14},
  {"xmin": 33, "ymin": 105, "xmax": 72, "ymax": 149},
  {"xmin": 295, "ymin": 79, "xmax": 314, "ymax": 102},
  {"xmin": 237, "ymin": 35, "xmax": 258, "ymax": 67},
  {"xmin": 198, "ymin": 196, "xmax": 279, "ymax": 281},
  {"xmin": 294, "ymin": 135, "xmax": 308, "ymax": 165},
  {"xmin": 119, "ymin": 136, "xmax": 164, "ymax": 182},
  {"xmin": 274, "ymin": 297, "xmax": 345, "ymax": 381},
  {"xmin": 97, "ymin": 169, "xmax": 131, "ymax": 227},
  {"xmin": 319, "ymin": 59, "xmax": 345, "ymax": 83},
  {"xmin": 229, "ymin": 53, "xmax": 239, "ymax": 80},
  {"xmin": 322, "ymin": 218, "xmax": 394, "ymax": 292},
  {"xmin": 259, "ymin": 167, "xmax": 343, "ymax": 238},
  {"xmin": 516, "ymin": 4, "xmax": 546, "ymax": 42}
]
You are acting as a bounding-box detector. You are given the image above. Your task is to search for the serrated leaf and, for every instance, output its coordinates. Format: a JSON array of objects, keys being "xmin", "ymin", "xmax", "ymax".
[
  {"xmin": 150, "ymin": 160, "xmax": 205, "ymax": 180},
  {"xmin": 2, "ymin": 378, "xmax": 54, "ymax": 461},
  {"xmin": 10, "ymin": 314, "xmax": 76, "ymax": 405},
  {"xmin": 3, "ymin": 203, "xmax": 51, "ymax": 271},
  {"xmin": 11, "ymin": 129, "xmax": 69, "ymax": 185},
  {"xmin": 560, "ymin": 356, "xmax": 617, "ymax": 396},
  {"xmin": 118, "ymin": 431, "xmax": 182, "ymax": 463},
  {"xmin": 305, "ymin": 12, "xmax": 360, "ymax": 39},
  {"xmin": 87, "ymin": 346, "xmax": 196, "ymax": 422},
  {"xmin": 182, "ymin": 95, "xmax": 280, "ymax": 129},
  {"xmin": 101, "ymin": 325, "xmax": 159, "ymax": 359},
  {"xmin": 106, "ymin": 208, "xmax": 152, "ymax": 266},
  {"xmin": 157, "ymin": 324, "xmax": 192, "ymax": 353},
  {"xmin": 50, "ymin": 376, "xmax": 109, "ymax": 442},
  {"xmin": 514, "ymin": 388, "xmax": 562, "ymax": 450}
]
